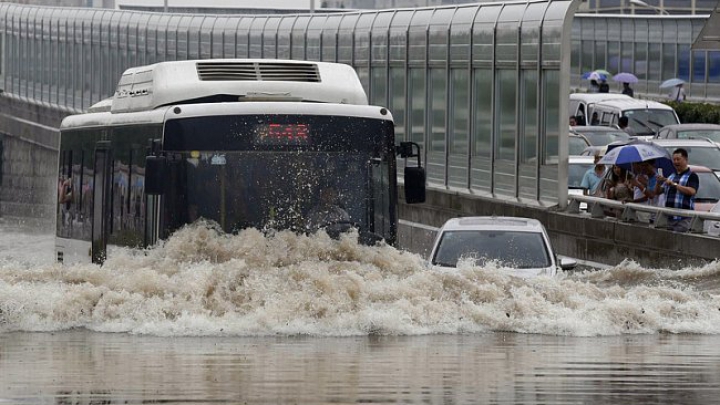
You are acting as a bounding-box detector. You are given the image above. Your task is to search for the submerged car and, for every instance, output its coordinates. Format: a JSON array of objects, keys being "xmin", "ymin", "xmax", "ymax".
[{"xmin": 428, "ymin": 216, "xmax": 576, "ymax": 278}]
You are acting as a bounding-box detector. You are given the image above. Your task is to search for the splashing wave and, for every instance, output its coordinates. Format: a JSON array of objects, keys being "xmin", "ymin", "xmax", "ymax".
[{"xmin": 1, "ymin": 222, "xmax": 719, "ymax": 337}]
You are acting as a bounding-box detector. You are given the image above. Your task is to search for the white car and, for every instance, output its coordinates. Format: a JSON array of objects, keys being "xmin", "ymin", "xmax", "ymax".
[
  {"xmin": 707, "ymin": 202, "xmax": 720, "ymax": 237},
  {"xmin": 428, "ymin": 216, "xmax": 577, "ymax": 278},
  {"xmin": 651, "ymin": 138, "xmax": 720, "ymax": 178}
]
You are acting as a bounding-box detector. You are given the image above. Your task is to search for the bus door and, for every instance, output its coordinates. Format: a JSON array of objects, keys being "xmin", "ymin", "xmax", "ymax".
[{"xmin": 91, "ymin": 140, "xmax": 112, "ymax": 264}]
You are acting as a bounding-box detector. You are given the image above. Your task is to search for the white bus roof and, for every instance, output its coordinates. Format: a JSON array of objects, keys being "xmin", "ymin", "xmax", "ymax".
[
  {"xmin": 61, "ymin": 102, "xmax": 392, "ymax": 130},
  {"xmin": 110, "ymin": 59, "xmax": 369, "ymax": 114},
  {"xmin": 61, "ymin": 108, "xmax": 169, "ymax": 129}
]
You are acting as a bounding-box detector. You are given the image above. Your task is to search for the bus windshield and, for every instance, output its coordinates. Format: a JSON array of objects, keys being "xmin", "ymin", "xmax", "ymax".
[{"xmin": 160, "ymin": 114, "xmax": 396, "ymax": 241}]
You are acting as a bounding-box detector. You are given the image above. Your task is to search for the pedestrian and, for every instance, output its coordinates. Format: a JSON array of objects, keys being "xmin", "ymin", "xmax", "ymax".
[
  {"xmin": 622, "ymin": 82, "xmax": 634, "ymax": 97},
  {"xmin": 598, "ymin": 79, "xmax": 610, "ymax": 93},
  {"xmin": 606, "ymin": 165, "xmax": 633, "ymax": 202},
  {"xmin": 629, "ymin": 161, "xmax": 658, "ymax": 223},
  {"xmin": 654, "ymin": 148, "xmax": 699, "ymax": 232},
  {"xmin": 588, "ymin": 79, "xmax": 600, "ymax": 93},
  {"xmin": 581, "ymin": 154, "xmax": 605, "ymax": 196},
  {"xmin": 669, "ymin": 83, "xmax": 686, "ymax": 102}
]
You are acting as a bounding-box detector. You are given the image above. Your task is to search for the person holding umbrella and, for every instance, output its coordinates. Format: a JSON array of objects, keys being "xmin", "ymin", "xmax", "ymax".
[
  {"xmin": 613, "ymin": 72, "xmax": 638, "ymax": 97},
  {"xmin": 597, "ymin": 140, "xmax": 674, "ymax": 204},
  {"xmin": 586, "ymin": 71, "xmax": 604, "ymax": 93},
  {"xmin": 669, "ymin": 83, "xmax": 686, "ymax": 102},
  {"xmin": 654, "ymin": 148, "xmax": 699, "ymax": 232},
  {"xmin": 622, "ymin": 82, "xmax": 634, "ymax": 97},
  {"xmin": 599, "ymin": 79, "xmax": 610, "ymax": 93},
  {"xmin": 660, "ymin": 78, "xmax": 687, "ymax": 102}
]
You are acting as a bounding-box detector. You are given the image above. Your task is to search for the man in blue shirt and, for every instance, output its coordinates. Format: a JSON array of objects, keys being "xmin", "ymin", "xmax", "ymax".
[
  {"xmin": 581, "ymin": 154, "xmax": 605, "ymax": 196},
  {"xmin": 655, "ymin": 148, "xmax": 699, "ymax": 232}
]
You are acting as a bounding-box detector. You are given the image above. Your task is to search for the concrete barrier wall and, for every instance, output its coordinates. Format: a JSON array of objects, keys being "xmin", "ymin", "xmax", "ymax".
[
  {"xmin": 0, "ymin": 97, "xmax": 65, "ymax": 230},
  {"xmin": 398, "ymin": 186, "xmax": 720, "ymax": 269}
]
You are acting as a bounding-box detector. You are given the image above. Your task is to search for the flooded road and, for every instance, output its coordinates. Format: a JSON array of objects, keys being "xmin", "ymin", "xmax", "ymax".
[
  {"xmin": 3, "ymin": 331, "xmax": 720, "ymax": 404},
  {"xmin": 1, "ymin": 221, "xmax": 720, "ymax": 404}
]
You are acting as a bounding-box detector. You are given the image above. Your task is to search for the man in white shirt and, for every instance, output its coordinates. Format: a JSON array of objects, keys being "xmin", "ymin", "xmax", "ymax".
[{"xmin": 669, "ymin": 83, "xmax": 686, "ymax": 102}]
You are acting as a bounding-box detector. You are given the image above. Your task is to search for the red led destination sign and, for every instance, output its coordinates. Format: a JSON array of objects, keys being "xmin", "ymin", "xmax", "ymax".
[{"xmin": 255, "ymin": 123, "xmax": 310, "ymax": 145}]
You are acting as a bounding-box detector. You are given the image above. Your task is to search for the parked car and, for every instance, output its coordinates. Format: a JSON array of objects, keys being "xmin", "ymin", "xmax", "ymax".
[
  {"xmin": 650, "ymin": 138, "xmax": 720, "ymax": 178},
  {"xmin": 428, "ymin": 216, "xmax": 576, "ymax": 278},
  {"xmin": 589, "ymin": 99, "xmax": 680, "ymax": 139},
  {"xmin": 580, "ymin": 139, "xmax": 635, "ymax": 157},
  {"xmin": 686, "ymin": 165, "xmax": 720, "ymax": 212},
  {"xmin": 707, "ymin": 202, "xmax": 720, "ymax": 237},
  {"xmin": 569, "ymin": 133, "xmax": 592, "ymax": 155},
  {"xmin": 569, "ymin": 93, "xmax": 632, "ymax": 126},
  {"xmin": 654, "ymin": 123, "xmax": 720, "ymax": 146},
  {"xmin": 571, "ymin": 125, "xmax": 633, "ymax": 146}
]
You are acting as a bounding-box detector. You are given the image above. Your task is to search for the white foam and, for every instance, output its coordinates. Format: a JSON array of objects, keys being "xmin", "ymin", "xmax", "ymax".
[{"xmin": 1, "ymin": 222, "xmax": 720, "ymax": 337}]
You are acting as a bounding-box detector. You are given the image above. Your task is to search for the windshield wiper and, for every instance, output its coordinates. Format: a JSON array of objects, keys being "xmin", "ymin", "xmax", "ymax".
[
  {"xmin": 646, "ymin": 119, "xmax": 664, "ymax": 129},
  {"xmin": 630, "ymin": 117, "xmax": 655, "ymax": 133}
]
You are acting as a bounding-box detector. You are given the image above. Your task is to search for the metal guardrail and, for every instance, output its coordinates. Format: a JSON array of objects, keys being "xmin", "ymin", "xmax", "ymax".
[{"xmin": 567, "ymin": 195, "xmax": 720, "ymax": 236}]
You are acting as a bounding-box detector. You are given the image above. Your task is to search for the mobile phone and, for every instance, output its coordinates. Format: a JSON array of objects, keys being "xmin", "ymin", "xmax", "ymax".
[{"xmin": 658, "ymin": 168, "xmax": 663, "ymax": 177}]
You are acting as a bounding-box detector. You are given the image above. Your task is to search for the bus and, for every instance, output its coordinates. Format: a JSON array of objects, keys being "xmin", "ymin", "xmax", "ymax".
[{"xmin": 56, "ymin": 59, "xmax": 426, "ymax": 264}]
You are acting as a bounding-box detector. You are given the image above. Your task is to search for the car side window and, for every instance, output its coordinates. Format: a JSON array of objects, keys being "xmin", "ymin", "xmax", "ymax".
[{"xmin": 600, "ymin": 112, "xmax": 614, "ymax": 126}]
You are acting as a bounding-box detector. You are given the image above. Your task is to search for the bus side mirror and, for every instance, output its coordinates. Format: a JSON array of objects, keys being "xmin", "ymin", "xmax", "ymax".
[
  {"xmin": 145, "ymin": 155, "xmax": 166, "ymax": 195},
  {"xmin": 396, "ymin": 141, "xmax": 426, "ymax": 204},
  {"xmin": 404, "ymin": 166, "xmax": 426, "ymax": 204}
]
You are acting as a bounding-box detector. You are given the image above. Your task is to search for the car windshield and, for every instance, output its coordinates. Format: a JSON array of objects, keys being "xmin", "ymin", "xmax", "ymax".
[
  {"xmin": 569, "ymin": 163, "xmax": 594, "ymax": 188},
  {"xmin": 696, "ymin": 172, "xmax": 720, "ymax": 202},
  {"xmin": 574, "ymin": 130, "xmax": 631, "ymax": 146},
  {"xmin": 432, "ymin": 230, "xmax": 552, "ymax": 269},
  {"xmin": 625, "ymin": 109, "xmax": 679, "ymax": 136},
  {"xmin": 677, "ymin": 130, "xmax": 720, "ymax": 143},
  {"xmin": 569, "ymin": 136, "xmax": 590, "ymax": 155},
  {"xmin": 661, "ymin": 146, "xmax": 720, "ymax": 170}
]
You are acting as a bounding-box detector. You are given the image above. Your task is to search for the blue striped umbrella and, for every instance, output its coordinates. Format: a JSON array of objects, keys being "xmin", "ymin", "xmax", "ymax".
[{"xmin": 599, "ymin": 142, "xmax": 674, "ymax": 174}]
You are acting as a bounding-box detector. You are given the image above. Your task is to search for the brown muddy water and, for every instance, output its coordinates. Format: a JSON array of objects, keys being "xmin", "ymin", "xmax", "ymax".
[{"xmin": 1, "ymin": 222, "xmax": 720, "ymax": 404}]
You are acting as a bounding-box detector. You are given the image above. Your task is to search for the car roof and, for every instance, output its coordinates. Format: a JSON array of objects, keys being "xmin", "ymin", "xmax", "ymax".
[
  {"xmin": 569, "ymin": 155, "xmax": 596, "ymax": 164},
  {"xmin": 569, "ymin": 93, "xmax": 632, "ymax": 102},
  {"xmin": 594, "ymin": 99, "xmax": 673, "ymax": 110},
  {"xmin": 688, "ymin": 164, "xmax": 713, "ymax": 173},
  {"xmin": 659, "ymin": 123, "xmax": 720, "ymax": 131},
  {"xmin": 438, "ymin": 216, "xmax": 545, "ymax": 232},
  {"xmin": 651, "ymin": 138, "xmax": 719, "ymax": 147}
]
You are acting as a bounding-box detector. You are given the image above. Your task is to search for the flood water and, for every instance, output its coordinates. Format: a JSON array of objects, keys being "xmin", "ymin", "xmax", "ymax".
[{"xmin": 1, "ymin": 220, "xmax": 720, "ymax": 404}]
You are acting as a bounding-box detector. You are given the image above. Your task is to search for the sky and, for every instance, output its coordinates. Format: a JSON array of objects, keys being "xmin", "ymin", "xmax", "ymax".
[{"xmin": 115, "ymin": 0, "xmax": 318, "ymax": 10}]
